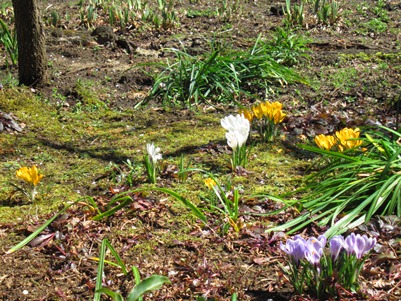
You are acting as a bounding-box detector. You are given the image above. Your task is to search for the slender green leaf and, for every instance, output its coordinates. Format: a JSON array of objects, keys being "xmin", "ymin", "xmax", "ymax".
[
  {"xmin": 299, "ymin": 144, "xmax": 361, "ymax": 162},
  {"xmin": 94, "ymin": 239, "xmax": 107, "ymax": 301},
  {"xmin": 127, "ymin": 275, "xmax": 170, "ymax": 301},
  {"xmin": 94, "ymin": 239, "xmax": 127, "ymax": 301},
  {"xmin": 95, "ymin": 288, "xmax": 124, "ymax": 301},
  {"xmin": 93, "ymin": 196, "xmax": 133, "ymax": 220},
  {"xmin": 6, "ymin": 201, "xmax": 78, "ymax": 254},
  {"xmin": 105, "ymin": 239, "xmax": 128, "ymax": 275},
  {"xmin": 149, "ymin": 187, "xmax": 207, "ymax": 223},
  {"xmin": 133, "ymin": 266, "xmax": 141, "ymax": 285}
]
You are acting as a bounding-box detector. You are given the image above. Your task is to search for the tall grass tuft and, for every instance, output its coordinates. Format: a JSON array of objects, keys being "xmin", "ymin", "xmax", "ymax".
[
  {"xmin": 148, "ymin": 35, "xmax": 306, "ymax": 107},
  {"xmin": 0, "ymin": 19, "xmax": 18, "ymax": 66},
  {"xmin": 264, "ymin": 27, "xmax": 311, "ymax": 66},
  {"xmin": 269, "ymin": 126, "xmax": 401, "ymax": 237},
  {"xmin": 284, "ymin": 0, "xmax": 305, "ymax": 27}
]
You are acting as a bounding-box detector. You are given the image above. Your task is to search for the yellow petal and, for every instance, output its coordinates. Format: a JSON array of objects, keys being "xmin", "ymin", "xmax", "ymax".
[
  {"xmin": 252, "ymin": 104, "xmax": 264, "ymax": 119},
  {"xmin": 204, "ymin": 178, "xmax": 216, "ymax": 190},
  {"xmin": 16, "ymin": 167, "xmax": 32, "ymax": 183},
  {"xmin": 271, "ymin": 101, "xmax": 283, "ymax": 111},
  {"xmin": 335, "ymin": 128, "xmax": 362, "ymax": 150},
  {"xmin": 16, "ymin": 165, "xmax": 43, "ymax": 186},
  {"xmin": 238, "ymin": 109, "xmax": 254, "ymax": 123},
  {"xmin": 260, "ymin": 102, "xmax": 270, "ymax": 117},
  {"xmin": 31, "ymin": 165, "xmax": 43, "ymax": 186},
  {"xmin": 314, "ymin": 134, "xmax": 336, "ymax": 150},
  {"xmin": 273, "ymin": 109, "xmax": 286, "ymax": 124}
]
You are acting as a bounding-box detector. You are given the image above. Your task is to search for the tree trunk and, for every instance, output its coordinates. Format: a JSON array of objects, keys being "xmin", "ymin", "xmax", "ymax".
[{"xmin": 12, "ymin": 0, "xmax": 48, "ymax": 87}]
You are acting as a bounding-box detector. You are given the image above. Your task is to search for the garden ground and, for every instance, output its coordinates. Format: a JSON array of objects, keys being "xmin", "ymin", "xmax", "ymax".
[{"xmin": 0, "ymin": 0, "xmax": 401, "ymax": 300}]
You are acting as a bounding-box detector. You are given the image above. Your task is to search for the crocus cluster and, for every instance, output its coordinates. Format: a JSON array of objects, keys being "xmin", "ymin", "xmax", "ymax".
[
  {"xmin": 280, "ymin": 235, "xmax": 326, "ymax": 266},
  {"xmin": 280, "ymin": 233, "xmax": 376, "ymax": 298},
  {"xmin": 16, "ymin": 165, "xmax": 44, "ymax": 201},
  {"xmin": 314, "ymin": 127, "xmax": 363, "ymax": 151},
  {"xmin": 145, "ymin": 143, "xmax": 162, "ymax": 183},
  {"xmin": 252, "ymin": 101, "xmax": 286, "ymax": 125},
  {"xmin": 239, "ymin": 100, "xmax": 286, "ymax": 142},
  {"xmin": 146, "ymin": 143, "xmax": 162, "ymax": 164},
  {"xmin": 221, "ymin": 114, "xmax": 250, "ymax": 170},
  {"xmin": 330, "ymin": 233, "xmax": 376, "ymax": 260}
]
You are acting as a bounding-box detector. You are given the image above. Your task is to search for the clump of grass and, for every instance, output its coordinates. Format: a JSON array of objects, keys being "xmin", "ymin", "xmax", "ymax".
[
  {"xmin": 153, "ymin": 0, "xmax": 178, "ymax": 30},
  {"xmin": 361, "ymin": 18, "xmax": 388, "ymax": 34},
  {"xmin": 270, "ymin": 126, "xmax": 401, "ymax": 237},
  {"xmin": 0, "ymin": 18, "xmax": 18, "ymax": 66},
  {"xmin": 284, "ymin": 0, "xmax": 342, "ymax": 28},
  {"xmin": 314, "ymin": 0, "xmax": 341, "ymax": 25},
  {"xmin": 264, "ymin": 27, "xmax": 311, "ymax": 66},
  {"xmin": 76, "ymin": 0, "xmax": 178, "ymax": 30},
  {"xmin": 284, "ymin": 0, "xmax": 305, "ymax": 27},
  {"xmin": 149, "ymin": 35, "xmax": 306, "ymax": 107},
  {"xmin": 216, "ymin": 0, "xmax": 242, "ymax": 22}
]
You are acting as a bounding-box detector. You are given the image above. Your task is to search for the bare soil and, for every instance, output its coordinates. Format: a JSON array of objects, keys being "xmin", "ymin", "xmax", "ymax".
[{"xmin": 1, "ymin": 0, "xmax": 401, "ymax": 300}]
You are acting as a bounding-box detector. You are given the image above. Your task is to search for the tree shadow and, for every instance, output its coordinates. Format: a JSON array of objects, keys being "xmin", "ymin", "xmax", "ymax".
[
  {"xmin": 165, "ymin": 139, "xmax": 230, "ymax": 174},
  {"xmin": 245, "ymin": 290, "xmax": 292, "ymax": 301},
  {"xmin": 35, "ymin": 136, "xmax": 131, "ymax": 163}
]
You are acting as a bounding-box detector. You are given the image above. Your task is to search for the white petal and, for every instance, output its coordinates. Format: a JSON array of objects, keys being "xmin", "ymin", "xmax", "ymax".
[
  {"xmin": 226, "ymin": 131, "xmax": 239, "ymax": 150},
  {"xmin": 221, "ymin": 115, "xmax": 236, "ymax": 132},
  {"xmin": 222, "ymin": 114, "xmax": 250, "ymax": 150},
  {"xmin": 146, "ymin": 143, "xmax": 162, "ymax": 164},
  {"xmin": 236, "ymin": 131, "xmax": 248, "ymax": 147},
  {"xmin": 146, "ymin": 143, "xmax": 154, "ymax": 155}
]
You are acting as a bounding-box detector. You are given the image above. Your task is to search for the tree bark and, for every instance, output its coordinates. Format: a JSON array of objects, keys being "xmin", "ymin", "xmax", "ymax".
[{"xmin": 12, "ymin": 0, "xmax": 48, "ymax": 87}]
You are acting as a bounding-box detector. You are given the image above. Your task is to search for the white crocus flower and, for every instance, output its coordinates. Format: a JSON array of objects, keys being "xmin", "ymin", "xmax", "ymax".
[
  {"xmin": 221, "ymin": 114, "xmax": 250, "ymax": 148},
  {"xmin": 221, "ymin": 114, "xmax": 251, "ymax": 170},
  {"xmin": 226, "ymin": 131, "xmax": 239, "ymax": 150},
  {"xmin": 221, "ymin": 114, "xmax": 238, "ymax": 132},
  {"xmin": 226, "ymin": 130, "xmax": 248, "ymax": 150},
  {"xmin": 221, "ymin": 114, "xmax": 250, "ymax": 136},
  {"xmin": 146, "ymin": 143, "xmax": 162, "ymax": 164}
]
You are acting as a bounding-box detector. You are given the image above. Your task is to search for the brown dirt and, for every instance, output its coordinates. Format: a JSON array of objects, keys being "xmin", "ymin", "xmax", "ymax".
[{"xmin": 1, "ymin": 0, "xmax": 401, "ymax": 300}]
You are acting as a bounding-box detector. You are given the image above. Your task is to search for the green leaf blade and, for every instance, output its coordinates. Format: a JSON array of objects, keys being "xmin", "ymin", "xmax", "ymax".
[{"xmin": 127, "ymin": 275, "xmax": 170, "ymax": 301}]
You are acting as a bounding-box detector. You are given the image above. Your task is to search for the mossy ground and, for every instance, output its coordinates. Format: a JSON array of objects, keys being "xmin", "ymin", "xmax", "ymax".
[
  {"xmin": 0, "ymin": 87, "xmax": 307, "ymax": 301},
  {"xmin": 0, "ymin": 86, "xmax": 305, "ymax": 225}
]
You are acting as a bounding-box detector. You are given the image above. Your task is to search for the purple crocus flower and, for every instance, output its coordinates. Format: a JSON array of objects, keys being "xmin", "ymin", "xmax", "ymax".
[
  {"xmin": 305, "ymin": 235, "xmax": 326, "ymax": 265},
  {"xmin": 344, "ymin": 233, "xmax": 377, "ymax": 259},
  {"xmin": 329, "ymin": 235, "xmax": 345, "ymax": 261},
  {"xmin": 280, "ymin": 235, "xmax": 308, "ymax": 265}
]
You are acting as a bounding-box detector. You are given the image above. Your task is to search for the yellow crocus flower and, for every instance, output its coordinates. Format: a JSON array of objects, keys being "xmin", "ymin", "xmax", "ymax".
[
  {"xmin": 238, "ymin": 109, "xmax": 254, "ymax": 123},
  {"xmin": 335, "ymin": 128, "xmax": 363, "ymax": 150},
  {"xmin": 314, "ymin": 134, "xmax": 337, "ymax": 151},
  {"xmin": 204, "ymin": 178, "xmax": 217, "ymax": 190},
  {"xmin": 260, "ymin": 102, "xmax": 270, "ymax": 117},
  {"xmin": 271, "ymin": 101, "xmax": 283, "ymax": 111},
  {"xmin": 16, "ymin": 165, "xmax": 43, "ymax": 186},
  {"xmin": 252, "ymin": 104, "xmax": 264, "ymax": 119},
  {"xmin": 273, "ymin": 109, "xmax": 286, "ymax": 124},
  {"xmin": 261, "ymin": 101, "xmax": 285, "ymax": 121}
]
